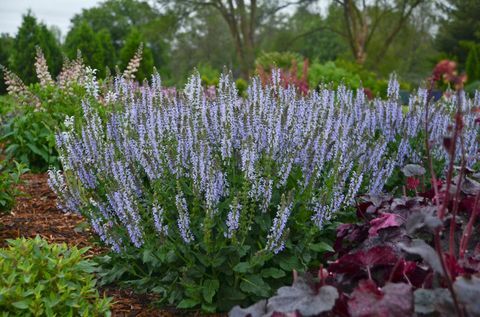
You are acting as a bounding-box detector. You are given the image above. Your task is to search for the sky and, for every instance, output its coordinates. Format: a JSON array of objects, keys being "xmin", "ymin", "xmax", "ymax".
[{"xmin": 0, "ymin": 0, "xmax": 104, "ymax": 37}]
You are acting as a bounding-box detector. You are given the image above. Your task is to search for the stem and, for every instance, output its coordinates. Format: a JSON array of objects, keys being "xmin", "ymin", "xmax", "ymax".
[
  {"xmin": 425, "ymin": 79, "xmax": 464, "ymax": 317},
  {"xmin": 459, "ymin": 192, "xmax": 480, "ymax": 258},
  {"xmin": 449, "ymin": 133, "xmax": 466, "ymax": 257},
  {"xmin": 434, "ymin": 232, "xmax": 464, "ymax": 317},
  {"xmin": 424, "ymin": 79, "xmax": 440, "ymax": 209}
]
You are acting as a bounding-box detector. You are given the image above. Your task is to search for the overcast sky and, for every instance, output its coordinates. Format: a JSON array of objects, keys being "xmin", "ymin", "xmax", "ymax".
[{"xmin": 0, "ymin": 0, "xmax": 104, "ymax": 37}]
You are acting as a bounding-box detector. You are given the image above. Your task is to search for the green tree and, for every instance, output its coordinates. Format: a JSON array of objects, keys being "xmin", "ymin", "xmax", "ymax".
[
  {"xmin": 161, "ymin": 0, "xmax": 313, "ymax": 79},
  {"xmin": 69, "ymin": 0, "xmax": 175, "ymax": 76},
  {"xmin": 169, "ymin": 6, "xmax": 236, "ymax": 84},
  {"xmin": 64, "ymin": 21, "xmax": 105, "ymax": 72},
  {"xmin": 466, "ymin": 43, "xmax": 480, "ymax": 82},
  {"xmin": 96, "ymin": 29, "xmax": 116, "ymax": 76},
  {"xmin": 271, "ymin": 5, "xmax": 348, "ymax": 63},
  {"xmin": 436, "ymin": 0, "xmax": 480, "ymax": 66},
  {"xmin": 119, "ymin": 28, "xmax": 154, "ymax": 81},
  {"xmin": 11, "ymin": 12, "xmax": 62, "ymax": 84},
  {"xmin": 0, "ymin": 34, "xmax": 14, "ymax": 94}
]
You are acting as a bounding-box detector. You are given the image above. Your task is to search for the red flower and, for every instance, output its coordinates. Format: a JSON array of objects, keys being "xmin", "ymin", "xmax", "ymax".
[{"xmin": 406, "ymin": 177, "xmax": 420, "ymax": 190}]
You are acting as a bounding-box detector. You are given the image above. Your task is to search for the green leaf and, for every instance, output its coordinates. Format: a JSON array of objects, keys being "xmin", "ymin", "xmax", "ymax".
[
  {"xmin": 177, "ymin": 298, "xmax": 200, "ymax": 309},
  {"xmin": 201, "ymin": 303, "xmax": 217, "ymax": 313},
  {"xmin": 202, "ymin": 279, "xmax": 219, "ymax": 303},
  {"xmin": 279, "ymin": 256, "xmax": 301, "ymax": 271},
  {"xmin": 309, "ymin": 242, "xmax": 334, "ymax": 253},
  {"xmin": 261, "ymin": 267, "xmax": 286, "ymax": 279},
  {"xmin": 12, "ymin": 300, "xmax": 30, "ymax": 309},
  {"xmin": 240, "ymin": 274, "xmax": 270, "ymax": 297},
  {"xmin": 233, "ymin": 262, "xmax": 252, "ymax": 273},
  {"xmin": 26, "ymin": 143, "xmax": 49, "ymax": 162}
]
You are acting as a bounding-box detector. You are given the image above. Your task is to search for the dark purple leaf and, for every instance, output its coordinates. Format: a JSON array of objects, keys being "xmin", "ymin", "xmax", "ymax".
[
  {"xmin": 389, "ymin": 260, "xmax": 428, "ymax": 287},
  {"xmin": 399, "ymin": 239, "xmax": 443, "ymax": 275},
  {"xmin": 329, "ymin": 246, "xmax": 398, "ymax": 275},
  {"xmin": 368, "ymin": 213, "xmax": 402, "ymax": 237},
  {"xmin": 348, "ymin": 280, "xmax": 413, "ymax": 317},
  {"xmin": 334, "ymin": 223, "xmax": 369, "ymax": 255},
  {"xmin": 405, "ymin": 206, "xmax": 442, "ymax": 235}
]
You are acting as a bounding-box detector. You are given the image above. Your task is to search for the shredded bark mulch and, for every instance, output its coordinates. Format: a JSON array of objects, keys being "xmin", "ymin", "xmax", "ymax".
[{"xmin": 0, "ymin": 173, "xmax": 226, "ymax": 317}]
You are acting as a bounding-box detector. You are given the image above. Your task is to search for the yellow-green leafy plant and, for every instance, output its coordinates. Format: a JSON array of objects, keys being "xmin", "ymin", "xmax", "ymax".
[{"xmin": 0, "ymin": 236, "xmax": 111, "ymax": 316}]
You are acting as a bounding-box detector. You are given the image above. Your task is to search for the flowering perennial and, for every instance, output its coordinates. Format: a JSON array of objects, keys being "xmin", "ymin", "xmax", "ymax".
[{"xmin": 49, "ymin": 71, "xmax": 479, "ymax": 254}]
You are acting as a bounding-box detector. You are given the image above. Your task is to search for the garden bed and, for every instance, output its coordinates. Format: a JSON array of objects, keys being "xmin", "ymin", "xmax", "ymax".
[{"xmin": 0, "ymin": 173, "xmax": 226, "ymax": 317}]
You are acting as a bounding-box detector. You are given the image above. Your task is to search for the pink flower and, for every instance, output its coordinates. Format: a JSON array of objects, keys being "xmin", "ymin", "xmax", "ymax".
[{"xmin": 406, "ymin": 177, "xmax": 420, "ymax": 190}]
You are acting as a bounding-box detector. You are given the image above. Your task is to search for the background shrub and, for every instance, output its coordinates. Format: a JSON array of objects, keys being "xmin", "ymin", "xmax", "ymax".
[{"xmin": 0, "ymin": 236, "xmax": 111, "ymax": 316}]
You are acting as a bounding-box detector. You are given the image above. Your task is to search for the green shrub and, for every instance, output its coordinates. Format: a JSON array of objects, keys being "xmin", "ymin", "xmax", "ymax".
[
  {"xmin": 0, "ymin": 160, "xmax": 29, "ymax": 213},
  {"xmin": 308, "ymin": 60, "xmax": 410, "ymax": 97},
  {"xmin": 0, "ymin": 79, "xmax": 88, "ymax": 172},
  {"xmin": 255, "ymin": 51, "xmax": 304, "ymax": 72},
  {"xmin": 0, "ymin": 236, "xmax": 111, "ymax": 316}
]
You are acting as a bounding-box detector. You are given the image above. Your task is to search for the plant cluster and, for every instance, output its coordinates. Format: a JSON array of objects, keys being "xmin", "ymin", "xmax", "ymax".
[
  {"xmin": 231, "ymin": 82, "xmax": 480, "ymax": 316},
  {"xmin": 0, "ymin": 45, "xmax": 146, "ymax": 172},
  {"xmin": 47, "ymin": 69, "xmax": 479, "ymax": 311},
  {"xmin": 0, "ymin": 236, "xmax": 111, "ymax": 316},
  {"xmin": 231, "ymin": 171, "xmax": 480, "ymax": 316},
  {"xmin": 0, "ymin": 160, "xmax": 29, "ymax": 213}
]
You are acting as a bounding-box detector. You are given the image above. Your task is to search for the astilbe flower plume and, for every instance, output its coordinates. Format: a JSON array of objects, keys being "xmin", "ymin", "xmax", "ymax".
[
  {"xmin": 0, "ymin": 65, "xmax": 41, "ymax": 108},
  {"xmin": 34, "ymin": 46, "xmax": 54, "ymax": 87},
  {"xmin": 123, "ymin": 43, "xmax": 143, "ymax": 81},
  {"xmin": 49, "ymin": 70, "xmax": 479, "ymax": 253}
]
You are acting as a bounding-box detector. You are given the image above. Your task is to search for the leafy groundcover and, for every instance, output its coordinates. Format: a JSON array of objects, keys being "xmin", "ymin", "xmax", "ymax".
[{"xmin": 231, "ymin": 172, "xmax": 480, "ymax": 317}]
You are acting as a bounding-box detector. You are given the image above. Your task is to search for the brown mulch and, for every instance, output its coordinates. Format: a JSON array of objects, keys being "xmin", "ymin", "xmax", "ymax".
[{"xmin": 0, "ymin": 173, "xmax": 226, "ymax": 317}]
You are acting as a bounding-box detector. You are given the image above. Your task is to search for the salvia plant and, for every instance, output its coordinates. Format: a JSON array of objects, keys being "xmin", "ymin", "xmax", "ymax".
[{"xmin": 48, "ymin": 69, "xmax": 479, "ymax": 311}]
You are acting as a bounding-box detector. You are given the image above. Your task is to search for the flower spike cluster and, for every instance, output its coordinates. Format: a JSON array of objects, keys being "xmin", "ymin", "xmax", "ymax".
[{"xmin": 49, "ymin": 70, "xmax": 479, "ymax": 253}]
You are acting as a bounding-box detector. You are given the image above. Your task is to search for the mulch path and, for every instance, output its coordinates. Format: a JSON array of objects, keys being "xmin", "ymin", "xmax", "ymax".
[{"xmin": 0, "ymin": 173, "xmax": 226, "ymax": 317}]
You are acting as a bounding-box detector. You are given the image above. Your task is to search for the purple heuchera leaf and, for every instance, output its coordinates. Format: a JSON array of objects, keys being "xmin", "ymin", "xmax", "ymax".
[
  {"xmin": 399, "ymin": 239, "xmax": 443, "ymax": 275},
  {"xmin": 348, "ymin": 280, "xmax": 413, "ymax": 317},
  {"xmin": 329, "ymin": 246, "xmax": 398, "ymax": 275},
  {"xmin": 368, "ymin": 213, "xmax": 402, "ymax": 237},
  {"xmin": 414, "ymin": 288, "xmax": 454, "ymax": 315},
  {"xmin": 266, "ymin": 276, "xmax": 338, "ymax": 316},
  {"xmin": 401, "ymin": 164, "xmax": 426, "ymax": 177},
  {"xmin": 229, "ymin": 300, "xmax": 267, "ymax": 317},
  {"xmin": 453, "ymin": 275, "xmax": 480, "ymax": 316}
]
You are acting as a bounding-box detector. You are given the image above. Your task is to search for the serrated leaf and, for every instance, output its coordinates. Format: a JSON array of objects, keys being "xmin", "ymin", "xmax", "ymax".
[
  {"xmin": 202, "ymin": 279, "xmax": 219, "ymax": 303},
  {"xmin": 233, "ymin": 262, "xmax": 252, "ymax": 273}
]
